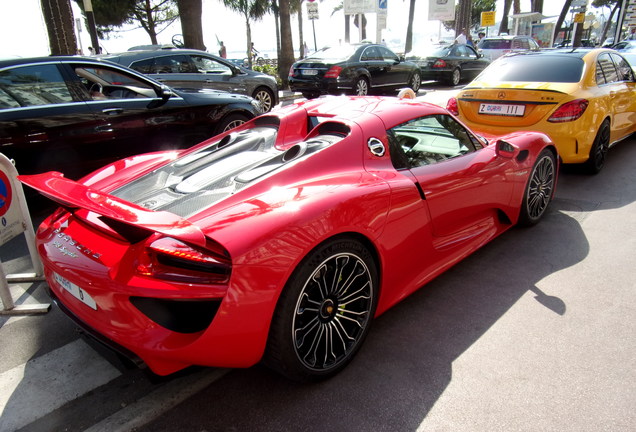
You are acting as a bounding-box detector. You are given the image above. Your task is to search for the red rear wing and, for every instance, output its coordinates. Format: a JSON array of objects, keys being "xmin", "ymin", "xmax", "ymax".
[{"xmin": 19, "ymin": 172, "xmax": 207, "ymax": 247}]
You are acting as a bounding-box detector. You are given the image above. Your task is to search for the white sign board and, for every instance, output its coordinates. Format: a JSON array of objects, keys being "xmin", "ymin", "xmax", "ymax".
[
  {"xmin": 344, "ymin": 0, "xmax": 376, "ymax": 15},
  {"xmin": 428, "ymin": 0, "xmax": 456, "ymax": 21},
  {"xmin": 307, "ymin": 2, "xmax": 319, "ymax": 20}
]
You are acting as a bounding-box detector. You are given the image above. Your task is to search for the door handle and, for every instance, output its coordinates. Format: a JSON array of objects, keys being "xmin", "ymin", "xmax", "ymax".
[{"xmin": 102, "ymin": 108, "xmax": 123, "ymax": 115}]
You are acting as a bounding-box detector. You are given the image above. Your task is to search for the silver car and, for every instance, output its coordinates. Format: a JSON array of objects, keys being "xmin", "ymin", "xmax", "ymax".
[
  {"xmin": 102, "ymin": 47, "xmax": 279, "ymax": 111},
  {"xmin": 477, "ymin": 35, "xmax": 541, "ymax": 61}
]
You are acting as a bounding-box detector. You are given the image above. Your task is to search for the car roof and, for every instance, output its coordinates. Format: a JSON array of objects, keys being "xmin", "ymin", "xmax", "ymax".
[
  {"xmin": 505, "ymin": 48, "xmax": 611, "ymax": 59},
  {"xmin": 100, "ymin": 48, "xmax": 224, "ymax": 64},
  {"xmin": 0, "ymin": 55, "xmax": 121, "ymax": 68},
  {"xmin": 481, "ymin": 35, "xmax": 532, "ymax": 41}
]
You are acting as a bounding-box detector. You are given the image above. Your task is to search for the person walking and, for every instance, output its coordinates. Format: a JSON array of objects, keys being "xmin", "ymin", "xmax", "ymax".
[{"xmin": 219, "ymin": 41, "xmax": 227, "ymax": 58}]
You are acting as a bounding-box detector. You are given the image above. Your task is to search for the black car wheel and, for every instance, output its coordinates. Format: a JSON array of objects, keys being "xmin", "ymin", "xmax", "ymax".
[
  {"xmin": 253, "ymin": 87, "xmax": 275, "ymax": 112},
  {"xmin": 215, "ymin": 113, "xmax": 250, "ymax": 134},
  {"xmin": 519, "ymin": 149, "xmax": 556, "ymax": 226},
  {"xmin": 447, "ymin": 68, "xmax": 461, "ymax": 86},
  {"xmin": 584, "ymin": 120, "xmax": 610, "ymax": 174},
  {"xmin": 409, "ymin": 72, "xmax": 421, "ymax": 92},
  {"xmin": 353, "ymin": 77, "xmax": 369, "ymax": 96},
  {"xmin": 265, "ymin": 237, "xmax": 378, "ymax": 382}
]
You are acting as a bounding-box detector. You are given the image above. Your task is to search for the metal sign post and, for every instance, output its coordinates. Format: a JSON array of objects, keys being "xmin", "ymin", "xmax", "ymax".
[{"xmin": 0, "ymin": 153, "xmax": 50, "ymax": 315}]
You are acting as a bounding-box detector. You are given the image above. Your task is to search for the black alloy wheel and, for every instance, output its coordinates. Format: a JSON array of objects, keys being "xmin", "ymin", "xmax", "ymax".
[
  {"xmin": 265, "ymin": 237, "xmax": 378, "ymax": 382},
  {"xmin": 409, "ymin": 72, "xmax": 421, "ymax": 92},
  {"xmin": 353, "ymin": 77, "xmax": 369, "ymax": 96},
  {"xmin": 519, "ymin": 149, "xmax": 556, "ymax": 226}
]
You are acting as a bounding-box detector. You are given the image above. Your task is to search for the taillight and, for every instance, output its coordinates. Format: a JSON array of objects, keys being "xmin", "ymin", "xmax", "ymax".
[
  {"xmin": 446, "ymin": 97, "xmax": 459, "ymax": 116},
  {"xmin": 137, "ymin": 237, "xmax": 231, "ymax": 284},
  {"xmin": 288, "ymin": 65, "xmax": 295, "ymax": 77},
  {"xmin": 432, "ymin": 59, "xmax": 447, "ymax": 68},
  {"xmin": 547, "ymin": 99, "xmax": 589, "ymax": 123},
  {"xmin": 324, "ymin": 65, "xmax": 342, "ymax": 78}
]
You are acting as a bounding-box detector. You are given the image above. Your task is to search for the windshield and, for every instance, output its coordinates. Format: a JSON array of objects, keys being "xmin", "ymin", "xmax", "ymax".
[
  {"xmin": 474, "ymin": 55, "xmax": 585, "ymax": 83},
  {"xmin": 305, "ymin": 45, "xmax": 358, "ymax": 62}
]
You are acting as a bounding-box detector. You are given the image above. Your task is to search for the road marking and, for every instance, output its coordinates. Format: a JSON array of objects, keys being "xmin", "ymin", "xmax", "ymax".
[
  {"xmin": 0, "ymin": 339, "xmax": 121, "ymax": 432},
  {"xmin": 84, "ymin": 368, "xmax": 230, "ymax": 432}
]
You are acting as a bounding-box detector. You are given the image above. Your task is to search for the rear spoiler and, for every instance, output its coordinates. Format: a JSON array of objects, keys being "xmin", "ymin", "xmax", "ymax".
[{"xmin": 19, "ymin": 172, "xmax": 207, "ymax": 247}]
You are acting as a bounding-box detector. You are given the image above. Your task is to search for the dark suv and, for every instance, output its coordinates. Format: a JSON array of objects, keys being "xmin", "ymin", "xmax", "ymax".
[
  {"xmin": 0, "ymin": 56, "xmax": 262, "ymax": 183},
  {"xmin": 102, "ymin": 48, "xmax": 279, "ymax": 112}
]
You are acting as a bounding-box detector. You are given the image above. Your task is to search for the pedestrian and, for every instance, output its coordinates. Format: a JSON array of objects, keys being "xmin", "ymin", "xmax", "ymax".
[
  {"xmin": 467, "ymin": 35, "xmax": 475, "ymax": 48},
  {"xmin": 88, "ymin": 47, "xmax": 95, "ymax": 56},
  {"xmin": 219, "ymin": 41, "xmax": 227, "ymax": 58},
  {"xmin": 251, "ymin": 42, "xmax": 259, "ymax": 61},
  {"xmin": 478, "ymin": 31, "xmax": 486, "ymax": 41},
  {"xmin": 455, "ymin": 30, "xmax": 467, "ymax": 45}
]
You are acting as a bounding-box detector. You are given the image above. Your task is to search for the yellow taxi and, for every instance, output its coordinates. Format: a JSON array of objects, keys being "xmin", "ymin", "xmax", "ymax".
[{"xmin": 447, "ymin": 48, "xmax": 636, "ymax": 173}]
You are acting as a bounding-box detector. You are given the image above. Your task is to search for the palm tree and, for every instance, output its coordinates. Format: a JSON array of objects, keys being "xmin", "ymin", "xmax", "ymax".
[
  {"xmin": 404, "ymin": 0, "xmax": 416, "ymax": 54},
  {"xmin": 222, "ymin": 0, "xmax": 269, "ymax": 69},
  {"xmin": 278, "ymin": 0, "xmax": 295, "ymax": 87},
  {"xmin": 41, "ymin": 0, "xmax": 77, "ymax": 55}
]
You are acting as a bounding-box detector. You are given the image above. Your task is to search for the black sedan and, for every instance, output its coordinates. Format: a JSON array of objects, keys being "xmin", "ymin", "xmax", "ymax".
[
  {"xmin": 0, "ymin": 56, "xmax": 262, "ymax": 182},
  {"xmin": 406, "ymin": 44, "xmax": 490, "ymax": 86},
  {"xmin": 102, "ymin": 48, "xmax": 279, "ymax": 112},
  {"xmin": 289, "ymin": 43, "xmax": 421, "ymax": 99}
]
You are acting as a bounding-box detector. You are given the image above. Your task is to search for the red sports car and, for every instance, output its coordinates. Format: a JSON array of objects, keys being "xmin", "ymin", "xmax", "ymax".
[{"xmin": 20, "ymin": 95, "xmax": 558, "ymax": 382}]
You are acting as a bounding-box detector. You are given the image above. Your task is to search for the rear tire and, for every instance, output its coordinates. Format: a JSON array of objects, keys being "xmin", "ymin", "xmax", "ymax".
[
  {"xmin": 352, "ymin": 77, "xmax": 369, "ymax": 96},
  {"xmin": 409, "ymin": 72, "xmax": 421, "ymax": 92},
  {"xmin": 447, "ymin": 68, "xmax": 461, "ymax": 86},
  {"xmin": 253, "ymin": 87, "xmax": 275, "ymax": 112},
  {"xmin": 264, "ymin": 237, "xmax": 378, "ymax": 382},
  {"xmin": 583, "ymin": 120, "xmax": 610, "ymax": 175}
]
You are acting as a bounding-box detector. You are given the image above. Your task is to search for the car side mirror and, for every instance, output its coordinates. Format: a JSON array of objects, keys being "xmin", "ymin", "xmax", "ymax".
[
  {"xmin": 148, "ymin": 85, "xmax": 173, "ymax": 108},
  {"xmin": 495, "ymin": 139, "xmax": 519, "ymax": 158}
]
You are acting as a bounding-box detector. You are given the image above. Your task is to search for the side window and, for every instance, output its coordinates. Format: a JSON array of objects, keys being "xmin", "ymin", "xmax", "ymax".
[
  {"xmin": 74, "ymin": 66, "xmax": 154, "ymax": 100},
  {"xmin": 361, "ymin": 46, "xmax": 381, "ymax": 61},
  {"xmin": 610, "ymin": 53, "xmax": 634, "ymax": 82},
  {"xmin": 191, "ymin": 55, "xmax": 232, "ymax": 74},
  {"xmin": 379, "ymin": 46, "xmax": 399, "ymax": 62},
  {"xmin": 388, "ymin": 114, "xmax": 482, "ymax": 169},
  {"xmin": 130, "ymin": 58, "xmax": 154, "ymax": 74},
  {"xmin": 150, "ymin": 55, "xmax": 195, "ymax": 74},
  {"xmin": 0, "ymin": 64, "xmax": 73, "ymax": 108},
  {"xmin": 466, "ymin": 46, "xmax": 478, "ymax": 58},
  {"xmin": 597, "ymin": 53, "xmax": 619, "ymax": 84}
]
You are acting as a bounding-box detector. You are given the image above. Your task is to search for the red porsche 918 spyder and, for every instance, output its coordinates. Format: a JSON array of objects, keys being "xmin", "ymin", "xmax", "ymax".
[{"xmin": 20, "ymin": 95, "xmax": 558, "ymax": 382}]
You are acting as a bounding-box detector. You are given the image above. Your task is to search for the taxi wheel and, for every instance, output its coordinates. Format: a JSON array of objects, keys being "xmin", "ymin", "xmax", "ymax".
[{"xmin": 584, "ymin": 120, "xmax": 610, "ymax": 175}]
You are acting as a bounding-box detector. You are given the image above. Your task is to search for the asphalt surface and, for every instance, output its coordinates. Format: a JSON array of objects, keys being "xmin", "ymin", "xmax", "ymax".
[{"xmin": 1, "ymin": 88, "xmax": 635, "ymax": 432}]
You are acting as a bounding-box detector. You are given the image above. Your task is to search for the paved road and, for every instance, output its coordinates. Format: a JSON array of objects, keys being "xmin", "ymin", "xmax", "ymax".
[{"xmin": 1, "ymin": 93, "xmax": 635, "ymax": 432}]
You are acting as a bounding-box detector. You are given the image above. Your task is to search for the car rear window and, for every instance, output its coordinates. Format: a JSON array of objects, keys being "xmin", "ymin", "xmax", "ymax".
[
  {"xmin": 479, "ymin": 39, "xmax": 512, "ymax": 49},
  {"xmin": 475, "ymin": 55, "xmax": 585, "ymax": 82}
]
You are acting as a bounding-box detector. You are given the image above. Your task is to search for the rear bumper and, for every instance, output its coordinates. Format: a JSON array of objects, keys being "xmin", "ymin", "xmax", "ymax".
[{"xmin": 289, "ymin": 77, "xmax": 352, "ymax": 95}]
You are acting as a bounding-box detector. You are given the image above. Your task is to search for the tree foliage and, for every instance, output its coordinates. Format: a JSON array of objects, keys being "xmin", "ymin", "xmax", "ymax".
[
  {"xmin": 75, "ymin": 0, "xmax": 178, "ymax": 45},
  {"xmin": 222, "ymin": 0, "xmax": 270, "ymax": 69}
]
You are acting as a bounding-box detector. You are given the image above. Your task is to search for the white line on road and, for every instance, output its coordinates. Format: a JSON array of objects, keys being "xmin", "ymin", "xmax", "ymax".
[
  {"xmin": 84, "ymin": 368, "xmax": 230, "ymax": 432},
  {"xmin": 0, "ymin": 339, "xmax": 121, "ymax": 432}
]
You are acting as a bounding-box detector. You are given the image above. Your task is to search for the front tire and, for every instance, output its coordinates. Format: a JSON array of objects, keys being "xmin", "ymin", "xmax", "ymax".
[
  {"xmin": 265, "ymin": 237, "xmax": 378, "ymax": 382},
  {"xmin": 215, "ymin": 113, "xmax": 249, "ymax": 134},
  {"xmin": 584, "ymin": 120, "xmax": 610, "ymax": 174},
  {"xmin": 518, "ymin": 149, "xmax": 556, "ymax": 226}
]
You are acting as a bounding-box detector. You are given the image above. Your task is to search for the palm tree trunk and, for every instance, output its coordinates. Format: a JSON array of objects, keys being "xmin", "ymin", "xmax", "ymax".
[
  {"xmin": 40, "ymin": 0, "xmax": 77, "ymax": 55},
  {"xmin": 499, "ymin": 0, "xmax": 512, "ymax": 35},
  {"xmin": 553, "ymin": 0, "xmax": 573, "ymax": 46},
  {"xmin": 404, "ymin": 0, "xmax": 416, "ymax": 54},
  {"xmin": 279, "ymin": 0, "xmax": 294, "ymax": 88},
  {"xmin": 298, "ymin": 7, "xmax": 304, "ymax": 59}
]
